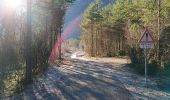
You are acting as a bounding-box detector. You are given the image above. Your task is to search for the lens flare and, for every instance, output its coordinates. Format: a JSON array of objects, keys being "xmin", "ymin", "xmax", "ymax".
[
  {"xmin": 49, "ymin": 15, "xmax": 82, "ymax": 63},
  {"xmin": 4, "ymin": 0, "xmax": 22, "ymax": 9}
]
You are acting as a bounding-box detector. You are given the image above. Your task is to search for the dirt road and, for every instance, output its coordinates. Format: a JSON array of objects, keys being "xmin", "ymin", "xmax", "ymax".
[{"xmin": 9, "ymin": 58, "xmax": 134, "ymax": 100}]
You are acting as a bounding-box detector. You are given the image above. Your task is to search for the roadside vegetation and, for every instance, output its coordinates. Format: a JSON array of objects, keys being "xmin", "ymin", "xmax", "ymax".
[
  {"xmin": 0, "ymin": 0, "xmax": 170, "ymax": 98},
  {"xmin": 80, "ymin": 0, "xmax": 170, "ymax": 91},
  {"xmin": 0, "ymin": 0, "xmax": 75, "ymax": 97}
]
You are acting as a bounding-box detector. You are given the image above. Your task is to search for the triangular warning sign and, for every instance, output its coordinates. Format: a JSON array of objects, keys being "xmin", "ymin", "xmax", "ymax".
[{"xmin": 139, "ymin": 29, "xmax": 154, "ymax": 43}]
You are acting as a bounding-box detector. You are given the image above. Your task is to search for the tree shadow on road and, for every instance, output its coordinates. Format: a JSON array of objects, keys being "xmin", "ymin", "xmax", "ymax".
[{"xmin": 9, "ymin": 58, "xmax": 156, "ymax": 100}]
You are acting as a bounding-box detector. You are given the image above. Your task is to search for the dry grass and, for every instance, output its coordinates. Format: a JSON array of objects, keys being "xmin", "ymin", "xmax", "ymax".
[{"xmin": 79, "ymin": 56, "xmax": 131, "ymax": 64}]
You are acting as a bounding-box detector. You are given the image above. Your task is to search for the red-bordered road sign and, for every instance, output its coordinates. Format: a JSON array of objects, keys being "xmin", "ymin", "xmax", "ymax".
[
  {"xmin": 139, "ymin": 29, "xmax": 154, "ymax": 43},
  {"xmin": 139, "ymin": 29, "xmax": 154, "ymax": 49}
]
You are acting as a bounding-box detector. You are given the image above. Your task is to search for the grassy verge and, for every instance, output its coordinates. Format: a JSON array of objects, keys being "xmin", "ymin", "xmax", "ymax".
[
  {"xmin": 128, "ymin": 63, "xmax": 159, "ymax": 76},
  {"xmin": 156, "ymin": 63, "xmax": 170, "ymax": 92},
  {"xmin": 128, "ymin": 62, "xmax": 170, "ymax": 92},
  {"xmin": 0, "ymin": 64, "xmax": 25, "ymax": 97}
]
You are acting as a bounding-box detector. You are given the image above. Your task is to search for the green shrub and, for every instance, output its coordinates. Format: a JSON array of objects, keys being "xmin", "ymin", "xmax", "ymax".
[
  {"xmin": 0, "ymin": 64, "xmax": 25, "ymax": 97},
  {"xmin": 107, "ymin": 51, "xmax": 115, "ymax": 57},
  {"xmin": 129, "ymin": 62, "xmax": 159, "ymax": 75},
  {"xmin": 129, "ymin": 48, "xmax": 144, "ymax": 64},
  {"xmin": 159, "ymin": 62, "xmax": 170, "ymax": 76},
  {"xmin": 118, "ymin": 50, "xmax": 126, "ymax": 56}
]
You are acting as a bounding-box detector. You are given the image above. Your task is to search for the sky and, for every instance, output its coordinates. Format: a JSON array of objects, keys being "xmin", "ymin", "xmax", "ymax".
[
  {"xmin": 63, "ymin": 0, "xmax": 112, "ymax": 39},
  {"xmin": 0, "ymin": 0, "xmax": 112, "ymax": 39}
]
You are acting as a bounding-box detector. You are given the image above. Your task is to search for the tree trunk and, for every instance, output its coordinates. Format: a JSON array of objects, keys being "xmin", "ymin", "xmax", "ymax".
[
  {"xmin": 91, "ymin": 22, "xmax": 94, "ymax": 56},
  {"xmin": 25, "ymin": 0, "xmax": 32, "ymax": 84},
  {"xmin": 157, "ymin": 0, "xmax": 161, "ymax": 65}
]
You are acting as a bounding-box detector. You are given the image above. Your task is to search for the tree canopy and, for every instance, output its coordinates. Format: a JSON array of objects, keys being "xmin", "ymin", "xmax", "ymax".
[{"xmin": 80, "ymin": 0, "xmax": 170, "ymax": 64}]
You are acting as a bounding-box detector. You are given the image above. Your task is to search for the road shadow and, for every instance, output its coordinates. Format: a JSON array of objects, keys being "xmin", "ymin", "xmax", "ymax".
[{"xmin": 8, "ymin": 58, "xmax": 155, "ymax": 100}]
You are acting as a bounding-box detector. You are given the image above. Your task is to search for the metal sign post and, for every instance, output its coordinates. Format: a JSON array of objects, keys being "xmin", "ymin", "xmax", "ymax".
[
  {"xmin": 144, "ymin": 43, "xmax": 147, "ymax": 87},
  {"xmin": 139, "ymin": 29, "xmax": 154, "ymax": 86}
]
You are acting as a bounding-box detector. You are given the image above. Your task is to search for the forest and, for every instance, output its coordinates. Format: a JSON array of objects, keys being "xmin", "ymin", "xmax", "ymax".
[
  {"xmin": 80, "ymin": 0, "xmax": 170, "ymax": 74},
  {"xmin": 0, "ymin": 0, "xmax": 75, "ymax": 97},
  {"xmin": 0, "ymin": 0, "xmax": 170, "ymax": 98}
]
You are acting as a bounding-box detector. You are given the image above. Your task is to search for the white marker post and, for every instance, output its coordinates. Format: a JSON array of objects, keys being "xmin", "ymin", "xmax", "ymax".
[
  {"xmin": 139, "ymin": 29, "xmax": 154, "ymax": 86},
  {"xmin": 145, "ymin": 48, "xmax": 147, "ymax": 84}
]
